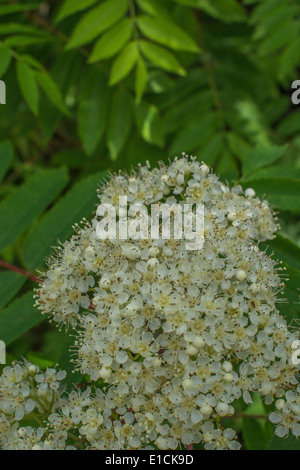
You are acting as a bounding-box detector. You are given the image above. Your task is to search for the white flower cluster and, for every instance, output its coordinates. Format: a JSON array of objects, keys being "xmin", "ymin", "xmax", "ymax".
[
  {"xmin": 269, "ymin": 386, "xmax": 300, "ymax": 438},
  {"xmin": 1, "ymin": 156, "xmax": 300, "ymax": 450},
  {"xmin": 0, "ymin": 361, "xmax": 66, "ymax": 450}
]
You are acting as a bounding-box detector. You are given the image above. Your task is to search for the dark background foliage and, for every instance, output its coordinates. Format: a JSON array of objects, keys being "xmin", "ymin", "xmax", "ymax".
[{"xmin": 0, "ymin": 0, "xmax": 300, "ymax": 450}]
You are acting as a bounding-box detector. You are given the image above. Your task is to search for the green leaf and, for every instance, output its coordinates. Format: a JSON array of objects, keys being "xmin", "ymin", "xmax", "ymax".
[
  {"xmin": 35, "ymin": 70, "xmax": 70, "ymax": 116},
  {"xmin": 236, "ymin": 100, "xmax": 270, "ymax": 147},
  {"xmin": 39, "ymin": 52, "xmax": 82, "ymax": 143},
  {"xmin": 277, "ymin": 110, "xmax": 300, "ymax": 137},
  {"xmin": 241, "ymin": 178, "xmax": 300, "ymax": 211},
  {"xmin": 0, "ymin": 291, "xmax": 43, "ymax": 345},
  {"xmin": 260, "ymin": 239, "xmax": 300, "ymax": 320},
  {"xmin": 276, "ymin": 266, "xmax": 300, "ymax": 322},
  {"xmin": 21, "ymin": 55, "xmax": 44, "ymax": 72},
  {"xmin": 262, "ymin": 234, "xmax": 300, "ymax": 273},
  {"xmin": 5, "ymin": 35, "xmax": 52, "ymax": 47},
  {"xmin": 89, "ymin": 19, "xmax": 132, "ymax": 62},
  {"xmin": 250, "ymin": 0, "xmax": 282, "ymax": 23},
  {"xmin": 259, "ymin": 22, "xmax": 299, "ymax": 56},
  {"xmin": 27, "ymin": 353, "xmax": 55, "ymax": 369},
  {"xmin": 107, "ymin": 88, "xmax": 132, "ymax": 161},
  {"xmin": 251, "ymin": 3, "xmax": 289, "ymax": 41},
  {"xmin": 56, "ymin": 0, "xmax": 99, "ymax": 23},
  {"xmin": 279, "ymin": 37, "xmax": 300, "ymax": 81},
  {"xmin": 0, "ymin": 272, "xmax": 26, "ymax": 310},
  {"xmin": 267, "ymin": 434, "xmax": 300, "ymax": 450},
  {"xmin": 57, "ymin": 332, "xmax": 84, "ymax": 391},
  {"xmin": 23, "ymin": 171, "xmax": 108, "ymax": 270},
  {"xmin": 196, "ymin": 134, "xmax": 223, "ymax": 165},
  {"xmin": 137, "ymin": 16, "xmax": 200, "ymax": 53},
  {"xmin": 16, "ymin": 60, "xmax": 39, "ymax": 115},
  {"xmin": 164, "ymin": 90, "xmax": 212, "ymax": 133},
  {"xmin": 0, "ymin": 168, "xmax": 69, "ymax": 254},
  {"xmin": 135, "ymin": 102, "xmax": 165, "ymax": 147},
  {"xmin": 171, "ymin": 113, "xmax": 217, "ymax": 154},
  {"xmin": 52, "ymin": 149, "xmax": 94, "ymax": 168},
  {"xmin": 0, "ymin": 45, "xmax": 11, "ymax": 77},
  {"xmin": 242, "ymin": 145, "xmax": 286, "ymax": 176},
  {"xmin": 242, "ymin": 166, "xmax": 300, "ymax": 182},
  {"xmin": 242, "ymin": 418, "xmax": 268, "ymax": 450},
  {"xmin": 0, "ymin": 23, "xmax": 46, "ymax": 36},
  {"xmin": 174, "ymin": 0, "xmax": 247, "ymax": 23},
  {"xmin": 109, "ymin": 42, "xmax": 139, "ymax": 86},
  {"xmin": 0, "ymin": 140, "xmax": 13, "ymax": 183},
  {"xmin": 226, "ymin": 132, "xmax": 251, "ymax": 161},
  {"xmin": 66, "ymin": 0, "xmax": 128, "ymax": 49},
  {"xmin": 140, "ymin": 41, "xmax": 186, "ymax": 76},
  {"xmin": 136, "ymin": 0, "xmax": 170, "ymax": 18},
  {"xmin": 78, "ymin": 68, "xmax": 109, "ymax": 155},
  {"xmin": 135, "ymin": 56, "xmax": 148, "ymax": 103},
  {"xmin": 0, "ymin": 4, "xmax": 39, "ymax": 15}
]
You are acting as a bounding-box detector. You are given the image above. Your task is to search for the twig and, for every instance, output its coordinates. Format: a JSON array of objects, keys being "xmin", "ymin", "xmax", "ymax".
[
  {"xmin": 128, "ymin": 0, "xmax": 139, "ymax": 42},
  {"xmin": 0, "ymin": 259, "xmax": 42, "ymax": 283}
]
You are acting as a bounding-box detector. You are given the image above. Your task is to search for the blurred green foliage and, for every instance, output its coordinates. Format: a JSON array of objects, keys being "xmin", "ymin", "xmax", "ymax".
[{"xmin": 0, "ymin": 0, "xmax": 300, "ymax": 450}]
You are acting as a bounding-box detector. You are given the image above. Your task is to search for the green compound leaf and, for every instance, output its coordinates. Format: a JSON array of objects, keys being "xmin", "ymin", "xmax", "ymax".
[
  {"xmin": 109, "ymin": 42, "xmax": 139, "ymax": 86},
  {"xmin": 279, "ymin": 37, "xmax": 300, "ymax": 82},
  {"xmin": 136, "ymin": 16, "xmax": 200, "ymax": 53},
  {"xmin": 174, "ymin": 0, "xmax": 247, "ymax": 23},
  {"xmin": 0, "ymin": 23, "xmax": 46, "ymax": 36},
  {"xmin": 242, "ymin": 145, "xmax": 286, "ymax": 177},
  {"xmin": 135, "ymin": 102, "xmax": 165, "ymax": 147},
  {"xmin": 135, "ymin": 56, "xmax": 148, "ymax": 104},
  {"xmin": 89, "ymin": 19, "xmax": 132, "ymax": 62},
  {"xmin": 135, "ymin": 0, "xmax": 170, "ymax": 19},
  {"xmin": 23, "ymin": 171, "xmax": 108, "ymax": 270},
  {"xmin": 16, "ymin": 59, "xmax": 39, "ymax": 115},
  {"xmin": 140, "ymin": 41, "xmax": 186, "ymax": 76},
  {"xmin": 242, "ymin": 166, "xmax": 300, "ymax": 182},
  {"xmin": 0, "ymin": 4, "xmax": 39, "ymax": 16},
  {"xmin": 0, "ymin": 272, "xmax": 26, "ymax": 310},
  {"xmin": 0, "ymin": 44, "xmax": 11, "ymax": 77},
  {"xmin": 267, "ymin": 434, "xmax": 300, "ymax": 450},
  {"xmin": 107, "ymin": 88, "xmax": 133, "ymax": 161},
  {"xmin": 258, "ymin": 22, "xmax": 299, "ymax": 56},
  {"xmin": 241, "ymin": 178, "xmax": 300, "ymax": 211},
  {"xmin": 56, "ymin": 0, "xmax": 99, "ymax": 23},
  {"xmin": 170, "ymin": 113, "xmax": 217, "ymax": 154},
  {"xmin": 0, "ymin": 290, "xmax": 43, "ymax": 345},
  {"xmin": 35, "ymin": 69, "xmax": 70, "ymax": 116},
  {"xmin": 66, "ymin": 0, "xmax": 128, "ymax": 49},
  {"xmin": 78, "ymin": 68, "xmax": 109, "ymax": 155},
  {"xmin": 0, "ymin": 167, "xmax": 69, "ymax": 254},
  {"xmin": 57, "ymin": 332, "xmax": 84, "ymax": 391},
  {"xmin": 277, "ymin": 109, "xmax": 300, "ymax": 137},
  {"xmin": 262, "ymin": 234, "xmax": 300, "ymax": 273},
  {"xmin": 242, "ymin": 418, "xmax": 268, "ymax": 450},
  {"xmin": 277, "ymin": 266, "xmax": 300, "ymax": 322},
  {"xmin": 261, "ymin": 236, "xmax": 300, "ymax": 321},
  {"xmin": 0, "ymin": 140, "xmax": 13, "ymax": 183},
  {"xmin": 5, "ymin": 35, "xmax": 53, "ymax": 47}
]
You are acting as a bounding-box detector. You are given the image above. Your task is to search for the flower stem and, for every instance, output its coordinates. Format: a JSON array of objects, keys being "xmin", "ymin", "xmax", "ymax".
[{"xmin": 0, "ymin": 259, "xmax": 42, "ymax": 283}]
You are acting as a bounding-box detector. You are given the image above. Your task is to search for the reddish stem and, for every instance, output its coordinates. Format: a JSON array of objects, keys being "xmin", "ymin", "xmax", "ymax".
[
  {"xmin": 0, "ymin": 259, "xmax": 42, "ymax": 284},
  {"xmin": 186, "ymin": 444, "xmax": 194, "ymax": 450}
]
